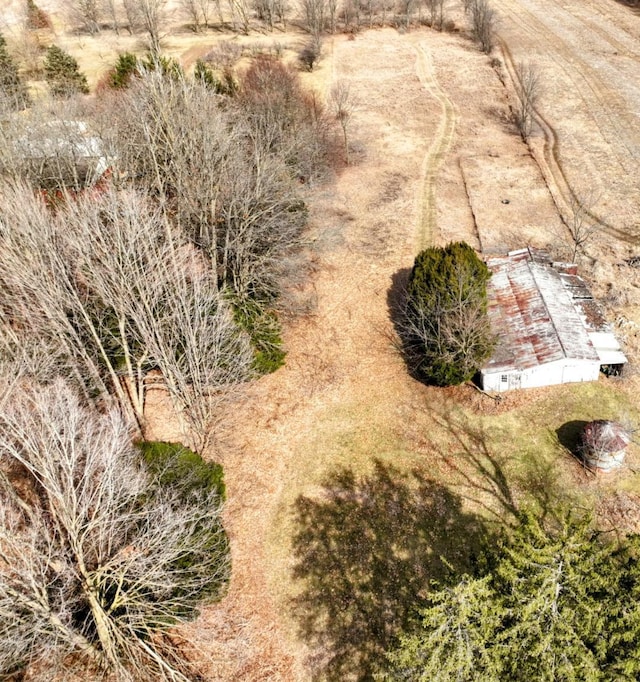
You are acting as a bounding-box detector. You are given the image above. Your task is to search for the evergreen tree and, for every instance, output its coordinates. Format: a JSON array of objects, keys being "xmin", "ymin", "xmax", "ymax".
[
  {"xmin": 494, "ymin": 512, "xmax": 608, "ymax": 681},
  {"xmin": 384, "ymin": 511, "xmax": 640, "ymax": 681},
  {"xmin": 43, "ymin": 45, "xmax": 89, "ymax": 97},
  {"xmin": 138, "ymin": 53, "xmax": 184, "ymax": 80},
  {"xmin": 385, "ymin": 577, "xmax": 501, "ymax": 681},
  {"xmin": 0, "ymin": 33, "xmax": 29, "ymax": 110},
  {"xmin": 194, "ymin": 59, "xmax": 237, "ymax": 96},
  {"xmin": 26, "ymin": 0, "xmax": 52, "ymax": 30},
  {"xmin": 404, "ymin": 242, "xmax": 495, "ymax": 386},
  {"xmin": 109, "ymin": 52, "xmax": 138, "ymax": 89},
  {"xmin": 194, "ymin": 58, "xmax": 216, "ymax": 87}
]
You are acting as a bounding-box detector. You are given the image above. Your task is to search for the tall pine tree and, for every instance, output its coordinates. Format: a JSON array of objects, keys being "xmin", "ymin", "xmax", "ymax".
[
  {"xmin": 384, "ymin": 511, "xmax": 640, "ymax": 681},
  {"xmin": 385, "ymin": 576, "xmax": 501, "ymax": 681}
]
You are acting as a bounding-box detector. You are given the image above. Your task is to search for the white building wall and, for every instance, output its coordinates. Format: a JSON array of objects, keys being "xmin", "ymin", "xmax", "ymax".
[{"xmin": 481, "ymin": 359, "xmax": 601, "ymax": 392}]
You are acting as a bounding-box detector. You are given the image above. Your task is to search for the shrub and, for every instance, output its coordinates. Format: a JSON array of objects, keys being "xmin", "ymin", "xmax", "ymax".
[
  {"xmin": 405, "ymin": 242, "xmax": 495, "ymax": 386},
  {"xmin": 138, "ymin": 440, "xmax": 226, "ymax": 501},
  {"xmin": 138, "ymin": 53, "xmax": 184, "ymax": 79},
  {"xmin": 298, "ymin": 38, "xmax": 322, "ymax": 71},
  {"xmin": 233, "ymin": 298, "xmax": 286, "ymax": 374},
  {"xmin": 43, "ymin": 45, "xmax": 89, "ymax": 97},
  {"xmin": 109, "ymin": 51, "xmax": 139, "ymax": 89},
  {"xmin": 0, "ymin": 32, "xmax": 30, "ymax": 109},
  {"xmin": 194, "ymin": 58, "xmax": 215, "ymax": 86},
  {"xmin": 194, "ymin": 59, "xmax": 237, "ymax": 95}
]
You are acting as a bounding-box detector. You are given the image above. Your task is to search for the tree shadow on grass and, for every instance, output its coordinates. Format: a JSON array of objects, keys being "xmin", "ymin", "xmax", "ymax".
[
  {"xmin": 432, "ymin": 407, "xmax": 576, "ymax": 526},
  {"xmin": 290, "ymin": 459, "xmax": 492, "ymax": 681},
  {"xmin": 431, "ymin": 408, "xmax": 520, "ymax": 523}
]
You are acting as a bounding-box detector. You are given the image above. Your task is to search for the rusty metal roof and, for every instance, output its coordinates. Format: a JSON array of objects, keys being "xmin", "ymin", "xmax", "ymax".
[
  {"xmin": 582, "ymin": 420, "xmax": 631, "ymax": 454},
  {"xmin": 484, "ymin": 247, "xmax": 610, "ymax": 373}
]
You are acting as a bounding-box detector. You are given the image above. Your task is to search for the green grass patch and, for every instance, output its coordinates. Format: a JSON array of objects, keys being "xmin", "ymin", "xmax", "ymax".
[{"xmin": 266, "ymin": 379, "xmax": 640, "ymax": 680}]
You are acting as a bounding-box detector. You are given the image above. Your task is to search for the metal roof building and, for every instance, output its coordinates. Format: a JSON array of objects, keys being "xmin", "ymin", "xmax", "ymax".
[{"xmin": 480, "ymin": 247, "xmax": 627, "ymax": 392}]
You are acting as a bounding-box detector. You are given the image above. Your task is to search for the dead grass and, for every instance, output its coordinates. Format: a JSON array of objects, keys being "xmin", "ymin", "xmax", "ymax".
[{"xmin": 5, "ymin": 0, "xmax": 640, "ymax": 678}]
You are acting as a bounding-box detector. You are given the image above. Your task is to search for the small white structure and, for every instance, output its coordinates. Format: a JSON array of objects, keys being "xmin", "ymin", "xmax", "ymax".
[
  {"xmin": 480, "ymin": 247, "xmax": 627, "ymax": 392},
  {"xmin": 15, "ymin": 119, "xmax": 111, "ymax": 189}
]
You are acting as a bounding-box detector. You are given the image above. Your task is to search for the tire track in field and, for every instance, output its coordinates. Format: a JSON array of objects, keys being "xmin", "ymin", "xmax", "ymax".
[
  {"xmin": 495, "ymin": 0, "xmax": 640, "ymax": 169},
  {"xmin": 500, "ymin": 39, "xmax": 638, "ymax": 245},
  {"xmin": 414, "ymin": 41, "xmax": 457, "ymax": 250},
  {"xmin": 495, "ymin": 1, "xmax": 640, "ymax": 244}
]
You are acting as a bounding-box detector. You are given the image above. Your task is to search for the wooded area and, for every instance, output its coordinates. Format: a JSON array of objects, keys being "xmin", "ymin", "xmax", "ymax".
[{"xmin": 0, "ymin": 25, "xmax": 333, "ymax": 678}]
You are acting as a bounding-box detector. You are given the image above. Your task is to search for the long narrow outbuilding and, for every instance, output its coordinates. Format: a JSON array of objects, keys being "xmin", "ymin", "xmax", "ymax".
[{"xmin": 480, "ymin": 247, "xmax": 627, "ymax": 392}]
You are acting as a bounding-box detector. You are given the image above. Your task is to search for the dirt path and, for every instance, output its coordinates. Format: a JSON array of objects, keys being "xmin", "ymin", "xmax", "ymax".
[
  {"xmin": 493, "ymin": 0, "xmax": 640, "ymax": 248},
  {"xmin": 190, "ymin": 29, "xmax": 452, "ymax": 681},
  {"xmin": 414, "ymin": 41, "xmax": 457, "ymax": 250}
]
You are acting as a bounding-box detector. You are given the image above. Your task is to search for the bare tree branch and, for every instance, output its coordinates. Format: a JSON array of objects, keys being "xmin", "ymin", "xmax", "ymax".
[
  {"xmin": 0, "ymin": 181, "xmax": 253, "ymax": 447},
  {"xmin": 0, "ymin": 380, "xmax": 229, "ymax": 680}
]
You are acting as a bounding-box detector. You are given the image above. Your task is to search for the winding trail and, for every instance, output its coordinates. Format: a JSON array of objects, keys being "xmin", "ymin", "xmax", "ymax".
[{"xmin": 414, "ymin": 41, "xmax": 457, "ymax": 250}]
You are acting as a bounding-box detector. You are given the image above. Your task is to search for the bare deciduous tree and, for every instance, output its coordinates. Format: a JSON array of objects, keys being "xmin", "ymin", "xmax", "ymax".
[
  {"xmin": 300, "ymin": 0, "xmax": 326, "ymax": 37},
  {"xmin": 135, "ymin": 265, "xmax": 254, "ymax": 452},
  {"xmin": 101, "ymin": 0, "xmax": 121, "ymax": 33},
  {"xmin": 340, "ymin": 0, "xmax": 359, "ymax": 31},
  {"xmin": 425, "ymin": 0, "xmax": 445, "ymax": 29},
  {"xmin": 0, "ymin": 180, "xmax": 124, "ymax": 415},
  {"xmin": 117, "ymin": 0, "xmax": 166, "ymax": 47},
  {"xmin": 396, "ymin": 0, "xmax": 416, "ymax": 28},
  {"xmin": 0, "ymin": 181, "xmax": 253, "ymax": 448},
  {"xmin": 469, "ymin": 0, "xmax": 496, "ymax": 53},
  {"xmin": 274, "ymin": 0, "xmax": 289, "ymax": 27},
  {"xmin": 227, "ymin": 0, "xmax": 251, "ymax": 33},
  {"xmin": 0, "ymin": 379, "xmax": 229, "ymax": 681},
  {"xmin": 252, "ymin": 0, "xmax": 276, "ymax": 28},
  {"xmin": 138, "ymin": 0, "xmax": 168, "ymax": 53},
  {"xmin": 122, "ymin": 0, "xmax": 142, "ymax": 32},
  {"xmin": 9, "ymin": 26, "xmax": 43, "ymax": 79},
  {"xmin": 513, "ymin": 60, "xmax": 541, "ymax": 141},
  {"xmin": 566, "ymin": 191, "xmax": 599, "ymax": 263},
  {"xmin": 64, "ymin": 0, "xmax": 102, "ymax": 33},
  {"xmin": 179, "ymin": 0, "xmax": 214, "ymax": 30},
  {"xmin": 101, "ymin": 68, "xmax": 324, "ymax": 301},
  {"xmin": 330, "ymin": 80, "xmax": 354, "ymax": 164},
  {"xmin": 325, "ymin": 0, "xmax": 338, "ymax": 32}
]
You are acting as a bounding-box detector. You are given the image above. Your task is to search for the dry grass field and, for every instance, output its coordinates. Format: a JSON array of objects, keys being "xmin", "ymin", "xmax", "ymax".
[{"xmin": 3, "ymin": 0, "xmax": 640, "ymax": 678}]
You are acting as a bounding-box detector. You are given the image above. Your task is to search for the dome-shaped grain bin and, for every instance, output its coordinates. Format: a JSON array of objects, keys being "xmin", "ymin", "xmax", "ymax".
[{"xmin": 579, "ymin": 420, "xmax": 631, "ymax": 472}]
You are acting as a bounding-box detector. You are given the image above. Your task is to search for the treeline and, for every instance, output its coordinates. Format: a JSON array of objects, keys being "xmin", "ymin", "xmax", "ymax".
[
  {"xmin": 58, "ymin": 0, "xmax": 456, "ymax": 37},
  {"xmin": 0, "ymin": 54, "xmax": 330, "ymax": 443},
  {"xmin": 0, "ymin": 44, "xmax": 331, "ymax": 680}
]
